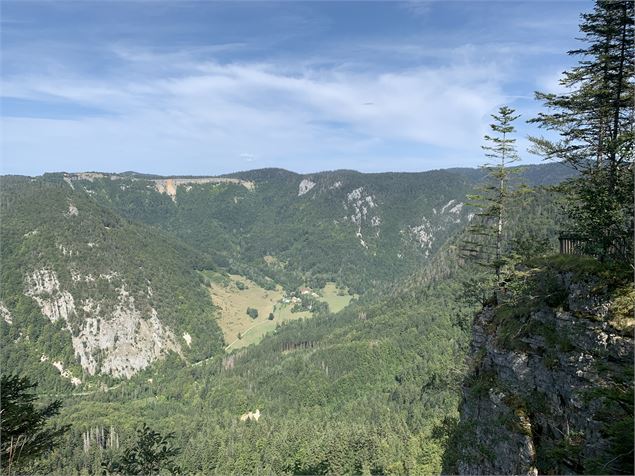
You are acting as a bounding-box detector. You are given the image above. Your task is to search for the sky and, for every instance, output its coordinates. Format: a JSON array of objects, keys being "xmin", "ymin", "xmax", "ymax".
[{"xmin": 1, "ymin": 0, "xmax": 592, "ymax": 176}]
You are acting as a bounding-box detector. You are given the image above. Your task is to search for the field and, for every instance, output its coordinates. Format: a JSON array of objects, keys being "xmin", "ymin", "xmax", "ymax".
[
  {"xmin": 320, "ymin": 282, "xmax": 356, "ymax": 313},
  {"xmin": 203, "ymin": 273, "xmax": 355, "ymax": 351}
]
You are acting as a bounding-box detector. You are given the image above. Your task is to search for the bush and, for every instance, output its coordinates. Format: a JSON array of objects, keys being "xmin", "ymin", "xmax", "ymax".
[{"xmin": 246, "ymin": 307, "xmax": 258, "ymax": 319}]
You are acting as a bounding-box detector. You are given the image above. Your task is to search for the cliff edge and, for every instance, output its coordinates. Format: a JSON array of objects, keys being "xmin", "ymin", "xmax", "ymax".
[{"xmin": 452, "ymin": 256, "xmax": 633, "ymax": 475}]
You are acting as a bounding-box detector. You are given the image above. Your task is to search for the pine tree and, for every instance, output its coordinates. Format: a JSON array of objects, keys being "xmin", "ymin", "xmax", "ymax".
[
  {"xmin": 463, "ymin": 106, "xmax": 522, "ymax": 284},
  {"xmin": 0, "ymin": 374, "xmax": 69, "ymax": 474},
  {"xmin": 529, "ymin": 0, "xmax": 634, "ymax": 262},
  {"xmin": 102, "ymin": 424, "xmax": 181, "ymax": 475}
]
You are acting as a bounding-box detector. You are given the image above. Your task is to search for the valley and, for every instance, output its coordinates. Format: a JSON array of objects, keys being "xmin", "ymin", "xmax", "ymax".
[
  {"xmin": 2, "ymin": 1, "xmax": 633, "ymax": 475},
  {"xmin": 0, "ymin": 160, "xmax": 631, "ymax": 475}
]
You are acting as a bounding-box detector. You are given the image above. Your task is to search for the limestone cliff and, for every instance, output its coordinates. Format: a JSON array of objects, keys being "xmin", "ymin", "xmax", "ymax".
[{"xmin": 454, "ymin": 256, "xmax": 634, "ymax": 475}]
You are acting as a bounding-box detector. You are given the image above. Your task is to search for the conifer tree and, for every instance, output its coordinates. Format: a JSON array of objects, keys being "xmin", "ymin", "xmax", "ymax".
[
  {"xmin": 529, "ymin": 0, "xmax": 634, "ymax": 262},
  {"xmin": 0, "ymin": 374, "xmax": 69, "ymax": 474},
  {"xmin": 463, "ymin": 106, "xmax": 522, "ymax": 283},
  {"xmin": 102, "ymin": 424, "xmax": 181, "ymax": 475}
]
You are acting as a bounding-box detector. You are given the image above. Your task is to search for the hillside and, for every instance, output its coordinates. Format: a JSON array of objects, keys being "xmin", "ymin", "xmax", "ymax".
[
  {"xmin": 0, "ymin": 163, "xmax": 581, "ymax": 474},
  {"xmin": 17, "ymin": 178, "xmax": 576, "ymax": 475},
  {"xmin": 0, "ymin": 163, "xmax": 572, "ymax": 390},
  {"xmin": 0, "ymin": 177, "xmax": 224, "ymax": 391},
  {"xmin": 45, "ymin": 163, "xmax": 574, "ymax": 295},
  {"xmin": 34, "ymin": 262, "xmax": 477, "ymax": 475}
]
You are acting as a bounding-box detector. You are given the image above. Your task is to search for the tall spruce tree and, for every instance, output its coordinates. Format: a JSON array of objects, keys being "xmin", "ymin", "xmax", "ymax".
[
  {"xmin": 0, "ymin": 375, "xmax": 69, "ymax": 474},
  {"xmin": 529, "ymin": 0, "xmax": 634, "ymax": 262},
  {"xmin": 463, "ymin": 106, "xmax": 522, "ymax": 284}
]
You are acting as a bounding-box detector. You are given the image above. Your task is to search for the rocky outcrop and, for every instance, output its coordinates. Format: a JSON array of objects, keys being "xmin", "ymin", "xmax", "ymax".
[
  {"xmin": 455, "ymin": 261, "xmax": 634, "ymax": 475},
  {"xmin": 405, "ymin": 200, "xmax": 466, "ymax": 256},
  {"xmin": 0, "ymin": 302, "xmax": 13, "ymax": 325},
  {"xmin": 25, "ymin": 268, "xmax": 181, "ymax": 379},
  {"xmin": 154, "ymin": 177, "xmax": 254, "ymax": 201},
  {"xmin": 298, "ymin": 179, "xmax": 316, "ymax": 196},
  {"xmin": 25, "ymin": 269, "xmax": 76, "ymax": 323},
  {"xmin": 343, "ymin": 187, "xmax": 381, "ymax": 247}
]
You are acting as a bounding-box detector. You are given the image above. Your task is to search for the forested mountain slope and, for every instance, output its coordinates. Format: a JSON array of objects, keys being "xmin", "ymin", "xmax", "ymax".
[
  {"xmin": 0, "ymin": 163, "xmax": 572, "ymax": 392},
  {"xmin": 24, "ymin": 179, "xmax": 575, "ymax": 475},
  {"xmin": 37, "ymin": 258, "xmax": 478, "ymax": 475},
  {"xmin": 47, "ymin": 163, "xmax": 573, "ymax": 295},
  {"xmin": 0, "ymin": 177, "xmax": 224, "ymax": 391}
]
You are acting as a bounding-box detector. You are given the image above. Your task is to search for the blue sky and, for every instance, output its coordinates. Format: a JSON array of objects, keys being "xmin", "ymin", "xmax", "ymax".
[{"xmin": 1, "ymin": 0, "xmax": 591, "ymax": 176}]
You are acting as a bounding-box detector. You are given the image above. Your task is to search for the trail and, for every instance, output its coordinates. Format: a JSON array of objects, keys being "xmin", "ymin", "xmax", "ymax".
[{"xmin": 42, "ymin": 382, "xmax": 123, "ymax": 398}]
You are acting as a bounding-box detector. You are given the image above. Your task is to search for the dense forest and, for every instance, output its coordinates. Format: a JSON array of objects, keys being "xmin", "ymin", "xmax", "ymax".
[{"xmin": 1, "ymin": 0, "xmax": 633, "ymax": 475}]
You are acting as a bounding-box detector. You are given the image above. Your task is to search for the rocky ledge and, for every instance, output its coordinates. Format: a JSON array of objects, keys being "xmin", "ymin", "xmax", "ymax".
[{"xmin": 454, "ymin": 257, "xmax": 634, "ymax": 475}]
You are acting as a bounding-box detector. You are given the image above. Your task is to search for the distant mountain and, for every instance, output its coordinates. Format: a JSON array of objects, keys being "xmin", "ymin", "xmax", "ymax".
[
  {"xmin": 0, "ymin": 162, "xmax": 573, "ymax": 388},
  {"xmin": 53, "ymin": 162, "xmax": 574, "ymax": 294}
]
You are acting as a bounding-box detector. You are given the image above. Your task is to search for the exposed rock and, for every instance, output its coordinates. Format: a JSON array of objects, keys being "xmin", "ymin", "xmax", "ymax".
[
  {"xmin": 0, "ymin": 302, "xmax": 13, "ymax": 324},
  {"xmin": 25, "ymin": 268, "xmax": 181, "ymax": 379},
  {"xmin": 183, "ymin": 332, "xmax": 192, "ymax": 347},
  {"xmin": 67, "ymin": 202, "xmax": 79, "ymax": 216},
  {"xmin": 154, "ymin": 177, "xmax": 255, "ymax": 201},
  {"xmin": 409, "ymin": 218, "xmax": 434, "ymax": 253},
  {"xmin": 25, "ymin": 269, "xmax": 76, "ymax": 323},
  {"xmin": 51, "ymin": 360, "xmax": 82, "ymax": 386},
  {"xmin": 65, "ymin": 172, "xmax": 108, "ymax": 182},
  {"xmin": 239, "ymin": 409, "xmax": 261, "ymax": 422},
  {"xmin": 298, "ymin": 179, "xmax": 316, "ymax": 196},
  {"xmin": 343, "ymin": 187, "xmax": 380, "ymax": 248},
  {"xmin": 455, "ymin": 267, "xmax": 634, "ymax": 475},
  {"xmin": 63, "ymin": 177, "xmax": 75, "ymax": 189},
  {"xmin": 441, "ymin": 199, "xmax": 456, "ymax": 214},
  {"xmin": 71, "ymin": 286, "xmax": 181, "ymax": 378}
]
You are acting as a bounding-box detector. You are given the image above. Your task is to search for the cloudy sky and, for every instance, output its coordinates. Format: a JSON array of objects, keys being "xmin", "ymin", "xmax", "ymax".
[{"xmin": 1, "ymin": 0, "xmax": 590, "ymax": 176}]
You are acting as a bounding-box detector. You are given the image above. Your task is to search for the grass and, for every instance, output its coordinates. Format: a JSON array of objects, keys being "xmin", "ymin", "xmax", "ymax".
[
  {"xmin": 204, "ymin": 272, "xmax": 284, "ymax": 350},
  {"xmin": 320, "ymin": 282, "xmax": 357, "ymax": 313},
  {"xmin": 203, "ymin": 274, "xmax": 355, "ymax": 352}
]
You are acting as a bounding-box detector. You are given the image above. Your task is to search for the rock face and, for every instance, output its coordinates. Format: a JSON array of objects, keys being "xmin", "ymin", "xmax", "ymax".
[
  {"xmin": 343, "ymin": 186, "xmax": 381, "ymax": 248},
  {"xmin": 0, "ymin": 302, "xmax": 13, "ymax": 324},
  {"xmin": 298, "ymin": 179, "xmax": 316, "ymax": 196},
  {"xmin": 25, "ymin": 268, "xmax": 181, "ymax": 379},
  {"xmin": 154, "ymin": 177, "xmax": 255, "ymax": 201},
  {"xmin": 455, "ymin": 262, "xmax": 634, "ymax": 475}
]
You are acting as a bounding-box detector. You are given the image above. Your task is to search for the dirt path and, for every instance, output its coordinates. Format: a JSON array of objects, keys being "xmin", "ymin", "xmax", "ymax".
[{"xmin": 42, "ymin": 382, "xmax": 123, "ymax": 398}]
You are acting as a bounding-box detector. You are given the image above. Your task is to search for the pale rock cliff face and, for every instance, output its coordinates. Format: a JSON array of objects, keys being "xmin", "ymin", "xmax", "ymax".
[
  {"xmin": 25, "ymin": 268, "xmax": 181, "ymax": 379},
  {"xmin": 455, "ymin": 267, "xmax": 634, "ymax": 475},
  {"xmin": 67, "ymin": 202, "xmax": 79, "ymax": 216},
  {"xmin": 25, "ymin": 269, "xmax": 76, "ymax": 323},
  {"xmin": 405, "ymin": 200, "xmax": 465, "ymax": 255},
  {"xmin": 298, "ymin": 179, "xmax": 316, "ymax": 196},
  {"xmin": 1, "ymin": 302, "xmax": 13, "ymax": 324},
  {"xmin": 343, "ymin": 187, "xmax": 381, "ymax": 247},
  {"xmin": 154, "ymin": 177, "xmax": 255, "ymax": 201}
]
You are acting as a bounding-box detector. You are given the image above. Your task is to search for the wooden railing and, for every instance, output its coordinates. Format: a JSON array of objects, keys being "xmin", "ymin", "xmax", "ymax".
[
  {"xmin": 559, "ymin": 234, "xmax": 585, "ymax": 255},
  {"xmin": 559, "ymin": 233, "xmax": 630, "ymax": 261}
]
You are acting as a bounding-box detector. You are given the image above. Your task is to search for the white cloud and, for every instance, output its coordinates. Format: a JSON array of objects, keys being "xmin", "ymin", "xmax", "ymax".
[
  {"xmin": 535, "ymin": 69, "xmax": 571, "ymax": 95},
  {"xmin": 2, "ymin": 50, "xmax": 505, "ymax": 175}
]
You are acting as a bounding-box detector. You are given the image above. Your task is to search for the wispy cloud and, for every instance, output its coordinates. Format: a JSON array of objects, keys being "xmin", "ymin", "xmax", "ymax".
[
  {"xmin": 2, "ymin": 47, "xmax": 505, "ymax": 174},
  {"xmin": 0, "ymin": 0, "xmax": 588, "ymax": 175}
]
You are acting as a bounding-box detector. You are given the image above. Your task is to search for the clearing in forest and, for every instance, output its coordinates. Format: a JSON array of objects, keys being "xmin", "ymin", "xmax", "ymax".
[
  {"xmin": 321, "ymin": 282, "xmax": 356, "ymax": 313},
  {"xmin": 203, "ymin": 272, "xmax": 356, "ymax": 351}
]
